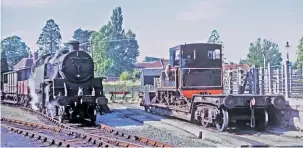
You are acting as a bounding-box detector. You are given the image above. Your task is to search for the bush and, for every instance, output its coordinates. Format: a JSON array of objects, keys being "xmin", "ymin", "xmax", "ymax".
[
  {"xmin": 133, "ymin": 69, "xmax": 141, "ymax": 79},
  {"xmin": 119, "ymin": 71, "xmax": 132, "ymax": 81}
]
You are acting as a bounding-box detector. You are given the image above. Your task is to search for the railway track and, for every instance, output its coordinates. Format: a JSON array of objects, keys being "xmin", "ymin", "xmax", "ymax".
[{"xmin": 0, "ymin": 102, "xmax": 172, "ymax": 147}]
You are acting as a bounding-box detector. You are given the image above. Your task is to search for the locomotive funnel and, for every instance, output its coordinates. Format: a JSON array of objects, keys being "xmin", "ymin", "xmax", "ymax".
[{"xmin": 67, "ymin": 40, "xmax": 80, "ymax": 51}]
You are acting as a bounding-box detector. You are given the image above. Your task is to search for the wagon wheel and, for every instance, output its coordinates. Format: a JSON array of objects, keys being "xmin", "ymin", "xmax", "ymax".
[
  {"xmin": 255, "ymin": 109, "xmax": 268, "ymax": 131},
  {"xmin": 201, "ymin": 108, "xmax": 210, "ymax": 128},
  {"xmin": 19, "ymin": 96, "xmax": 24, "ymax": 105},
  {"xmin": 215, "ymin": 109, "xmax": 229, "ymax": 132},
  {"xmin": 58, "ymin": 106, "xmax": 65, "ymax": 123}
]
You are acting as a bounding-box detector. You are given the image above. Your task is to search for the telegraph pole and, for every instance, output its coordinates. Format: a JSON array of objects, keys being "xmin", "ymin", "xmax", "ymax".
[
  {"xmin": 284, "ymin": 41, "xmax": 291, "ymax": 99},
  {"xmin": 285, "ymin": 41, "xmax": 290, "ymax": 61}
]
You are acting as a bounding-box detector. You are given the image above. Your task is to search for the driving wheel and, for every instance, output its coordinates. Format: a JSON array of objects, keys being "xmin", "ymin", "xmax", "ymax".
[
  {"xmin": 201, "ymin": 108, "xmax": 210, "ymax": 128},
  {"xmin": 215, "ymin": 109, "xmax": 229, "ymax": 132}
]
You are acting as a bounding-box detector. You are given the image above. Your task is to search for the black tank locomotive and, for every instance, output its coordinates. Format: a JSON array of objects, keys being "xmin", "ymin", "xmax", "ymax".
[{"xmin": 31, "ymin": 40, "xmax": 110, "ymax": 123}]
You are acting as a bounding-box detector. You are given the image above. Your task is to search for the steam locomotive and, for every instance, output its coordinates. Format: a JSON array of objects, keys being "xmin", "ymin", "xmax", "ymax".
[
  {"xmin": 1, "ymin": 40, "xmax": 110, "ymax": 123},
  {"xmin": 140, "ymin": 43, "xmax": 286, "ymax": 131}
]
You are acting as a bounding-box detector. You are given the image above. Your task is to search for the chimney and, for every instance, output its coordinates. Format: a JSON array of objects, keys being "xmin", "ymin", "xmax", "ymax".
[
  {"xmin": 33, "ymin": 52, "xmax": 38, "ymax": 62},
  {"xmin": 67, "ymin": 40, "xmax": 80, "ymax": 52}
]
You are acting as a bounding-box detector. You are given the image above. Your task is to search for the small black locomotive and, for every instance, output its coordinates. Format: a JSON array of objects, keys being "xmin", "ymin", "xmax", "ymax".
[{"xmin": 140, "ymin": 43, "xmax": 286, "ymax": 131}]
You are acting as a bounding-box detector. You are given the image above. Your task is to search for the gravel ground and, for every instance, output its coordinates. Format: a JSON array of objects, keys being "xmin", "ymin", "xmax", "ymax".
[
  {"xmin": 1, "ymin": 105, "xmax": 40, "ymax": 123},
  {"xmin": 109, "ymin": 103, "xmax": 303, "ymax": 147},
  {"xmin": 116, "ymin": 124, "xmax": 216, "ymax": 147},
  {"xmin": 0, "ymin": 105, "xmax": 45, "ymax": 147}
]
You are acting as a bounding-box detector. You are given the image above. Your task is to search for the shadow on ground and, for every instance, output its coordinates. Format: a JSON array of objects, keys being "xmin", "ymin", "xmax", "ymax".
[{"xmin": 95, "ymin": 108, "xmax": 165, "ymax": 127}]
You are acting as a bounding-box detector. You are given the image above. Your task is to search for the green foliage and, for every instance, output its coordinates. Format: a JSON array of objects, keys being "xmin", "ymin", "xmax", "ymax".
[
  {"xmin": 92, "ymin": 6, "xmax": 139, "ymax": 77},
  {"xmin": 37, "ymin": 19, "xmax": 62, "ymax": 57},
  {"xmin": 207, "ymin": 30, "xmax": 226, "ymax": 62},
  {"xmin": 208, "ymin": 30, "xmax": 221, "ymax": 44},
  {"xmin": 119, "ymin": 71, "xmax": 132, "ymax": 81},
  {"xmin": 245, "ymin": 38, "xmax": 282, "ymax": 67},
  {"xmin": 143, "ymin": 56, "xmax": 160, "ymax": 62},
  {"xmin": 73, "ymin": 28, "xmax": 94, "ymax": 53},
  {"xmin": 1, "ymin": 36, "xmax": 30, "ymax": 70},
  {"xmin": 92, "ymin": 24, "xmax": 113, "ymax": 77},
  {"xmin": 133, "ymin": 69, "xmax": 141, "ymax": 79},
  {"xmin": 1, "ymin": 48, "xmax": 9, "ymax": 73},
  {"xmin": 239, "ymin": 59, "xmax": 248, "ymax": 64},
  {"xmin": 296, "ymin": 36, "xmax": 303, "ymax": 69}
]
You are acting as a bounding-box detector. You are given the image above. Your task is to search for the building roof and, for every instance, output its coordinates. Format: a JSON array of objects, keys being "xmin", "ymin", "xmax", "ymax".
[
  {"xmin": 135, "ymin": 59, "xmax": 169, "ymax": 69},
  {"xmin": 13, "ymin": 58, "xmax": 33, "ymax": 71}
]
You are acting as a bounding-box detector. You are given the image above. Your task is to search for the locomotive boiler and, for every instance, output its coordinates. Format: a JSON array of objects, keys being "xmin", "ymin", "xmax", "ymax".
[
  {"xmin": 30, "ymin": 40, "xmax": 110, "ymax": 123},
  {"xmin": 140, "ymin": 43, "xmax": 286, "ymax": 132}
]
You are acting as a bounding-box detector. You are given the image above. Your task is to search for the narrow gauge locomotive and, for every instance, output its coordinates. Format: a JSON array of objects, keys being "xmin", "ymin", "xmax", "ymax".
[
  {"xmin": 1, "ymin": 40, "xmax": 110, "ymax": 123},
  {"xmin": 140, "ymin": 43, "xmax": 286, "ymax": 131}
]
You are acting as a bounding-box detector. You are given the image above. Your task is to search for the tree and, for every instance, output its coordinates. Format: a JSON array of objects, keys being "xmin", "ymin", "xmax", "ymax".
[
  {"xmin": 37, "ymin": 19, "xmax": 62, "ymax": 57},
  {"xmin": 208, "ymin": 30, "xmax": 221, "ymax": 44},
  {"xmin": 207, "ymin": 30, "xmax": 226, "ymax": 62},
  {"xmin": 296, "ymin": 36, "xmax": 303, "ymax": 68},
  {"xmin": 1, "ymin": 36, "xmax": 30, "ymax": 70},
  {"xmin": 72, "ymin": 28, "xmax": 94, "ymax": 53},
  {"xmin": 239, "ymin": 59, "xmax": 248, "ymax": 64},
  {"xmin": 143, "ymin": 56, "xmax": 160, "ymax": 62},
  {"xmin": 1, "ymin": 48, "xmax": 9, "ymax": 73},
  {"xmin": 245, "ymin": 38, "xmax": 282, "ymax": 67},
  {"xmin": 92, "ymin": 6, "xmax": 139, "ymax": 76},
  {"xmin": 92, "ymin": 24, "xmax": 113, "ymax": 77}
]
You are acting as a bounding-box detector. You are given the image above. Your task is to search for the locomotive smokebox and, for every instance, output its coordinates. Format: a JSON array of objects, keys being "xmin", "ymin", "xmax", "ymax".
[{"xmin": 67, "ymin": 40, "xmax": 80, "ymax": 52}]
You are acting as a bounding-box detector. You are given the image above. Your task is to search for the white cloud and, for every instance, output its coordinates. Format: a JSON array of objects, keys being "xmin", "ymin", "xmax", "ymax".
[
  {"xmin": 1, "ymin": 0, "xmax": 68, "ymax": 8},
  {"xmin": 176, "ymin": 1, "xmax": 224, "ymax": 21}
]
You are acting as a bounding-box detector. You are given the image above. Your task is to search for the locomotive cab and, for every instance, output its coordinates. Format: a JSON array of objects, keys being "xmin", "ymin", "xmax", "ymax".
[{"xmin": 156, "ymin": 43, "xmax": 224, "ymax": 99}]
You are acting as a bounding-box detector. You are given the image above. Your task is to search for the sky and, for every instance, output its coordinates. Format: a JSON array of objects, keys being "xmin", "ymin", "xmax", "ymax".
[{"xmin": 1, "ymin": 0, "xmax": 303, "ymax": 62}]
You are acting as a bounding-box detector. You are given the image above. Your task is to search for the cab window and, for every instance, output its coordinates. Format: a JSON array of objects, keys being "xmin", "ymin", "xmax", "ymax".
[{"xmin": 174, "ymin": 50, "xmax": 180, "ymax": 66}]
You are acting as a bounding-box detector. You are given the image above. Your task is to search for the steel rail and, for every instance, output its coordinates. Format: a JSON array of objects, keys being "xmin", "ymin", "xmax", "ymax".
[
  {"xmin": 1, "ymin": 124, "xmax": 78, "ymax": 147},
  {"xmin": 1, "ymin": 117, "xmax": 142, "ymax": 147}
]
